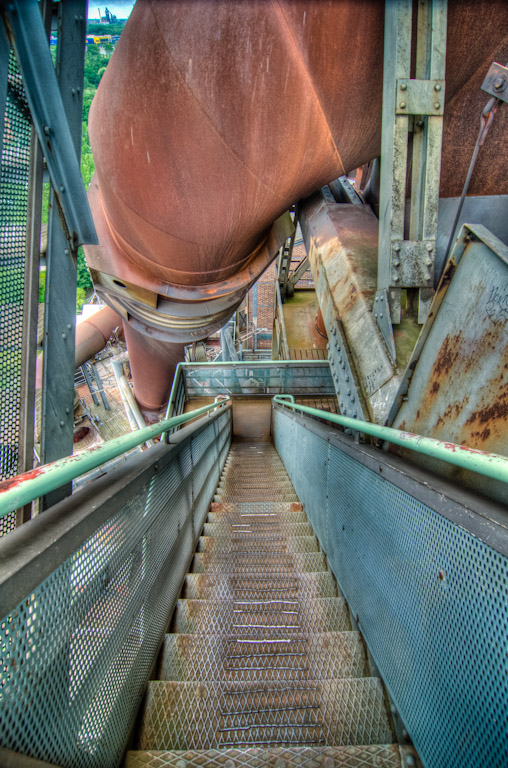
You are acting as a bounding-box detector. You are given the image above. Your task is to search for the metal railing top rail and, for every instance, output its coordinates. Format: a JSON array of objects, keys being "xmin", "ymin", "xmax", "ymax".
[
  {"xmin": 165, "ymin": 360, "xmax": 334, "ymax": 418},
  {"xmin": 273, "ymin": 395, "xmax": 508, "ymax": 484},
  {"xmin": 0, "ymin": 398, "xmax": 231, "ymax": 519}
]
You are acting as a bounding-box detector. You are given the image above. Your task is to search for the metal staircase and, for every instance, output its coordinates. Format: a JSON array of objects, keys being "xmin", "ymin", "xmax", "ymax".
[{"xmin": 126, "ymin": 441, "xmax": 404, "ymax": 767}]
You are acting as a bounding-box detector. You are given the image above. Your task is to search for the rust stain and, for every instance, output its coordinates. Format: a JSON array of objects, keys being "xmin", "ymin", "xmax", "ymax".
[
  {"xmin": 465, "ymin": 395, "xmax": 508, "ymax": 427},
  {"xmin": 431, "ymin": 331, "xmax": 463, "ymax": 380},
  {"xmin": 0, "ymin": 467, "xmax": 44, "ymax": 493}
]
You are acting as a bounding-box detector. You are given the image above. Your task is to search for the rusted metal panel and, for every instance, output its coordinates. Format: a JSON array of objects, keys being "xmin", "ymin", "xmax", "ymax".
[
  {"xmin": 300, "ymin": 192, "xmax": 400, "ymax": 424},
  {"xmin": 389, "ymin": 224, "xmax": 508, "ymax": 503}
]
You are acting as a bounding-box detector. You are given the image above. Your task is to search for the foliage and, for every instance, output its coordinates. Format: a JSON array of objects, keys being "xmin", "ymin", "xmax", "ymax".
[{"xmin": 87, "ymin": 22, "xmax": 125, "ymax": 36}]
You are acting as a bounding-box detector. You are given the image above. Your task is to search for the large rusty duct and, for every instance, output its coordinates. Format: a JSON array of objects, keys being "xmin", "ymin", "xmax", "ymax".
[{"xmin": 84, "ymin": 0, "xmax": 508, "ymax": 416}]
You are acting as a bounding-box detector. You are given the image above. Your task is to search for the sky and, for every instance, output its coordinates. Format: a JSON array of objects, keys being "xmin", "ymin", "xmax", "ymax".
[{"xmin": 88, "ymin": 2, "xmax": 135, "ymax": 21}]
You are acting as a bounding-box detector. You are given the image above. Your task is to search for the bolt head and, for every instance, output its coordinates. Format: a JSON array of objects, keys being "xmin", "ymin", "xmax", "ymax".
[
  {"xmin": 59, "ymin": 420, "xmax": 65, "ymax": 427},
  {"xmin": 434, "ymin": 83, "xmax": 442, "ymax": 92},
  {"xmin": 494, "ymin": 76, "xmax": 506, "ymax": 91},
  {"xmin": 393, "ymin": 275, "xmax": 400, "ymax": 282},
  {"xmin": 399, "ymin": 101, "xmax": 406, "ymax": 109},
  {"xmin": 393, "ymin": 259, "xmax": 400, "ymax": 267},
  {"xmin": 426, "ymin": 242, "xmax": 433, "ymax": 251},
  {"xmin": 393, "ymin": 243, "xmax": 401, "ymax": 252},
  {"xmin": 380, "ymin": 295, "xmax": 384, "ymax": 302},
  {"xmin": 400, "ymin": 82, "xmax": 407, "ymax": 91},
  {"xmin": 434, "ymin": 101, "xmax": 440, "ymax": 109}
]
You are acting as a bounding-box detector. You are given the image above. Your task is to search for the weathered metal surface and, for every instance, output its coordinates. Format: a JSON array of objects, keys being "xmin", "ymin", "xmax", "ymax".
[
  {"xmin": 5, "ymin": 0, "xmax": 96, "ymax": 247},
  {"xmin": 74, "ymin": 305, "xmax": 121, "ymax": 368},
  {"xmin": 83, "ymin": 0, "xmax": 508, "ymax": 410},
  {"xmin": 481, "ymin": 61, "xmax": 508, "ymax": 104},
  {"xmin": 378, "ymin": 0, "xmax": 447, "ymax": 328},
  {"xmin": 274, "ymin": 404, "xmax": 508, "ymax": 768},
  {"xmin": 273, "ymin": 396, "xmax": 508, "ymax": 488},
  {"xmin": 40, "ymin": 1, "xmax": 89, "ymax": 511},
  {"xmin": 125, "ymin": 746, "xmax": 406, "ymax": 768},
  {"xmin": 300, "ymin": 192, "xmax": 400, "ymax": 424},
  {"xmin": 136, "ymin": 440, "xmax": 398, "ymax": 755},
  {"xmin": 389, "ymin": 224, "xmax": 508, "ymax": 503},
  {"xmin": 0, "ymin": 400, "xmax": 231, "ymax": 517}
]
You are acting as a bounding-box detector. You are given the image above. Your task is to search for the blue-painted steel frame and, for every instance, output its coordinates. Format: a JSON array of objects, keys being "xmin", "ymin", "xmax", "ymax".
[
  {"xmin": 273, "ymin": 404, "xmax": 508, "ymax": 768},
  {"xmin": 4, "ymin": 0, "xmax": 96, "ymax": 247}
]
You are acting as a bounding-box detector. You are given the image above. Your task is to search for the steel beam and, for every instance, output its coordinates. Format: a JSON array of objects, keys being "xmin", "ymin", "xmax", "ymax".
[
  {"xmin": 41, "ymin": 1, "xmax": 88, "ymax": 508},
  {"xmin": 4, "ymin": 0, "xmax": 96, "ymax": 247},
  {"xmin": 377, "ymin": 0, "xmax": 447, "ymax": 357}
]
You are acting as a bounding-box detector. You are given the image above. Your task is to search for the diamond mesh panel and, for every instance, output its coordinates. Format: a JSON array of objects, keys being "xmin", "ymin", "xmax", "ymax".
[
  {"xmin": 0, "ymin": 413, "xmax": 231, "ymax": 768},
  {"xmin": 139, "ymin": 678, "xmax": 393, "ymax": 750},
  {"xmin": 125, "ymin": 745, "xmax": 403, "ymax": 768},
  {"xmin": 274, "ymin": 408, "xmax": 508, "ymax": 768},
  {"xmin": 0, "ymin": 51, "xmax": 31, "ymax": 536}
]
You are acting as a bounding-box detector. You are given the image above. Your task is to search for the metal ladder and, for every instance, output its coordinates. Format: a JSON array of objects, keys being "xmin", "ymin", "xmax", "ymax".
[{"xmin": 126, "ymin": 441, "xmax": 406, "ymax": 766}]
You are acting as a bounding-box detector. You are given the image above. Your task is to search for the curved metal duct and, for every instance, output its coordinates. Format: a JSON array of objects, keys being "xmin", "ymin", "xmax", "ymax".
[{"xmin": 83, "ymin": 0, "xmax": 508, "ymax": 415}]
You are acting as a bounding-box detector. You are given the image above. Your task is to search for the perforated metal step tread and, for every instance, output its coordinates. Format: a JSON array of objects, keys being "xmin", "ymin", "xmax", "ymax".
[
  {"xmin": 197, "ymin": 534, "xmax": 320, "ymax": 554},
  {"xmin": 208, "ymin": 501, "xmax": 306, "ymax": 524},
  {"xmin": 137, "ymin": 679, "xmax": 394, "ymax": 750},
  {"xmin": 191, "ymin": 551, "xmax": 328, "ymax": 575},
  {"xmin": 125, "ymin": 745, "xmax": 405, "ymax": 767},
  {"xmin": 181, "ymin": 572, "xmax": 339, "ymax": 600},
  {"xmin": 171, "ymin": 597, "xmax": 350, "ymax": 635},
  {"xmin": 160, "ymin": 632, "xmax": 369, "ymax": 682},
  {"xmin": 203, "ymin": 521, "xmax": 315, "ymax": 538}
]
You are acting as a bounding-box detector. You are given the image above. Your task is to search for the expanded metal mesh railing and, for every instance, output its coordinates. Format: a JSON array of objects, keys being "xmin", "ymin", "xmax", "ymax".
[
  {"xmin": 273, "ymin": 402, "xmax": 508, "ymax": 768},
  {"xmin": 0, "ymin": 406, "xmax": 232, "ymax": 768},
  {"xmin": 165, "ymin": 362, "xmax": 335, "ymax": 430}
]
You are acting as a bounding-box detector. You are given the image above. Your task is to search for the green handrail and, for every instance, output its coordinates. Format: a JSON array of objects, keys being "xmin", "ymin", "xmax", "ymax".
[
  {"xmin": 0, "ymin": 399, "xmax": 231, "ymax": 519},
  {"xmin": 273, "ymin": 395, "xmax": 508, "ymax": 484}
]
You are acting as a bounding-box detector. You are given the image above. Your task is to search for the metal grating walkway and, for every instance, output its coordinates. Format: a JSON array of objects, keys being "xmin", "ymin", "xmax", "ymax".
[{"xmin": 126, "ymin": 442, "xmax": 405, "ymax": 766}]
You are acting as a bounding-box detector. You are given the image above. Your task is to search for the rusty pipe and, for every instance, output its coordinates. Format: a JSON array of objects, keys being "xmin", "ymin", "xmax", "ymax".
[
  {"xmin": 83, "ymin": 0, "xmax": 508, "ymax": 412},
  {"xmin": 36, "ymin": 305, "xmax": 122, "ymax": 389},
  {"xmin": 75, "ymin": 305, "xmax": 122, "ymax": 369}
]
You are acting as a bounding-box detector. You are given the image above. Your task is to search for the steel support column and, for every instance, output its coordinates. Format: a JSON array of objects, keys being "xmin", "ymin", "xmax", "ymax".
[
  {"xmin": 41, "ymin": 1, "xmax": 88, "ymax": 507},
  {"xmin": 377, "ymin": 0, "xmax": 447, "ymax": 359}
]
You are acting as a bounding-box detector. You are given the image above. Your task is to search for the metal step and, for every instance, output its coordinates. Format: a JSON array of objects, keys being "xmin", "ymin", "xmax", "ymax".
[
  {"xmin": 208, "ymin": 502, "xmax": 306, "ymax": 525},
  {"xmin": 180, "ymin": 572, "xmax": 339, "ymax": 600},
  {"xmin": 214, "ymin": 490, "xmax": 300, "ymax": 502},
  {"xmin": 202, "ymin": 521, "xmax": 314, "ymax": 538},
  {"xmin": 125, "ymin": 745, "xmax": 405, "ymax": 768},
  {"xmin": 137, "ymin": 679, "xmax": 394, "ymax": 750},
  {"xmin": 169, "ymin": 597, "xmax": 350, "ymax": 635},
  {"xmin": 196, "ymin": 535, "xmax": 320, "ymax": 554},
  {"xmin": 190, "ymin": 551, "xmax": 328, "ymax": 574},
  {"xmin": 159, "ymin": 632, "xmax": 369, "ymax": 682}
]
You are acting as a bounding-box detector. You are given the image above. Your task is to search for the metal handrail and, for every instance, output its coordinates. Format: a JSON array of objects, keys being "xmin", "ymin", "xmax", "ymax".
[
  {"xmin": 273, "ymin": 395, "xmax": 508, "ymax": 484},
  {"xmin": 164, "ymin": 359, "xmax": 333, "ymax": 420},
  {"xmin": 0, "ymin": 398, "xmax": 232, "ymax": 518}
]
